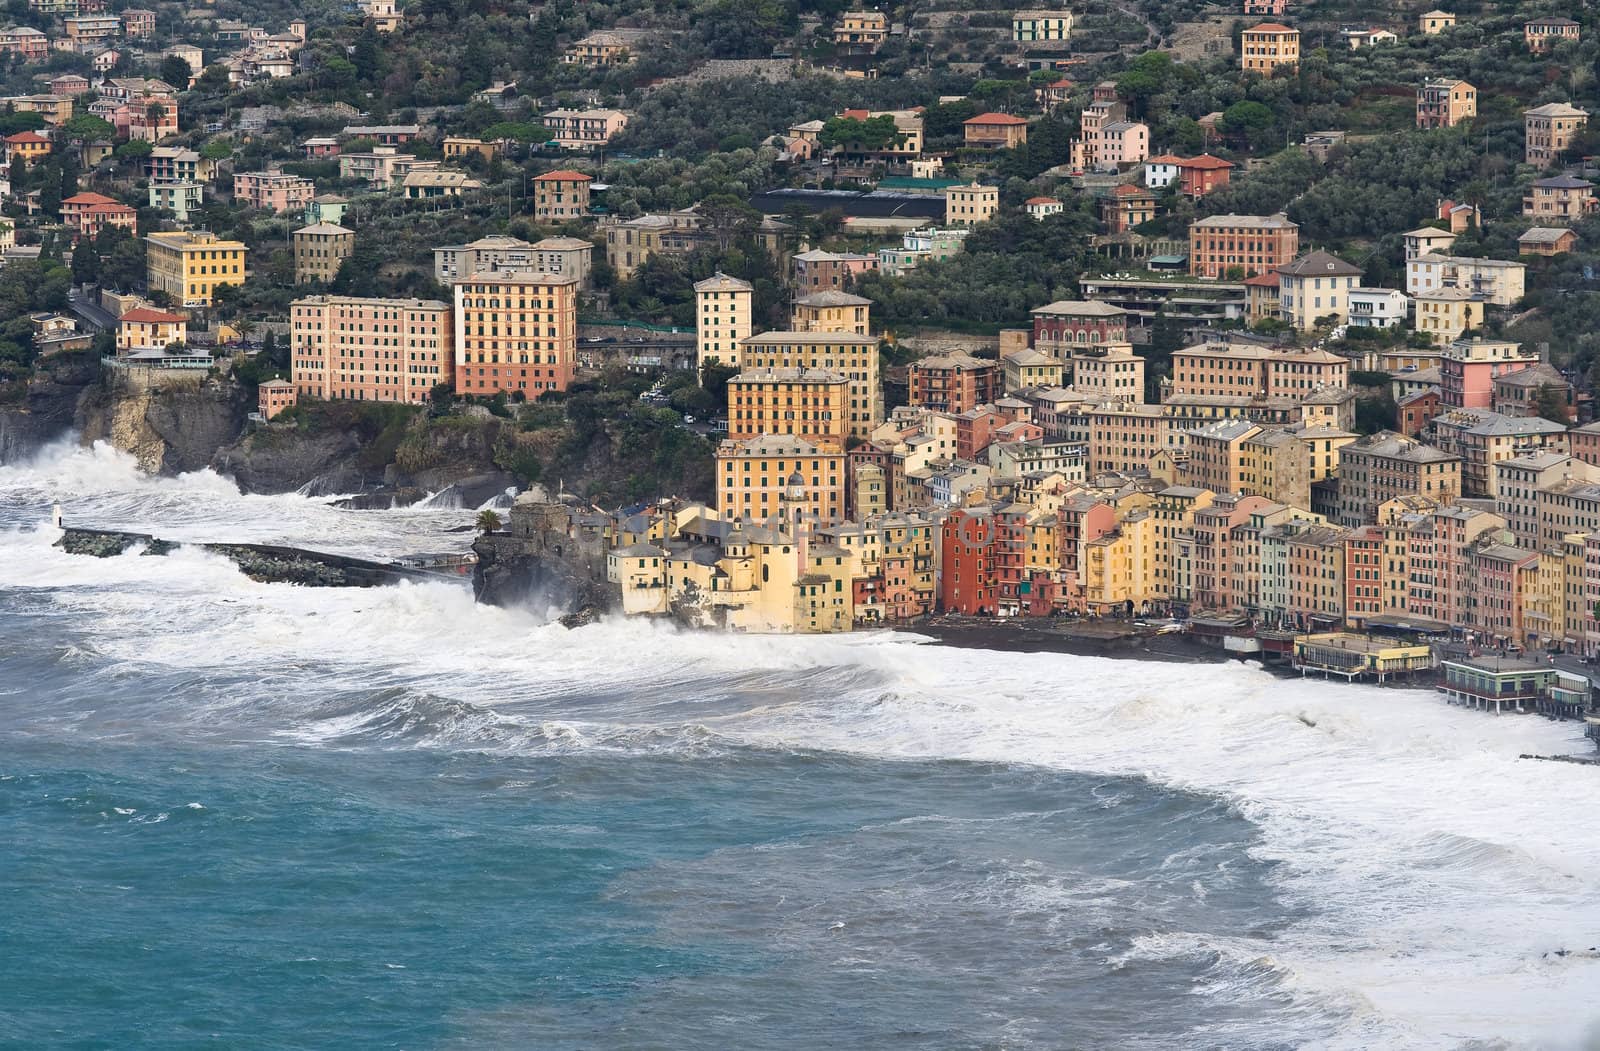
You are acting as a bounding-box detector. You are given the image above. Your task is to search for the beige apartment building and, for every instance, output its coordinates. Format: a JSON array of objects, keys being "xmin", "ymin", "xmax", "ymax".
[
  {"xmin": 791, "ymin": 290, "xmax": 871, "ymax": 335},
  {"xmin": 1416, "ymin": 79, "xmax": 1475, "ymax": 129},
  {"xmin": 1525, "ymin": 103, "xmax": 1588, "ymax": 167},
  {"xmin": 945, "ymin": 182, "xmax": 1000, "ymax": 226},
  {"xmin": 1277, "ymin": 250, "xmax": 1362, "ymax": 330},
  {"xmin": 738, "ymin": 331, "xmax": 882, "ymax": 440},
  {"xmin": 1168, "ymin": 342, "xmax": 1348, "ymax": 399},
  {"xmin": 452, "ymin": 271, "xmax": 579, "ymax": 397},
  {"xmin": 694, "ymin": 271, "xmax": 752, "ymax": 369},
  {"xmin": 290, "ymin": 295, "xmax": 454, "ymax": 405},
  {"xmin": 1336, "ymin": 431, "xmax": 1462, "ymax": 526},
  {"xmin": 291, "ymin": 223, "xmax": 354, "ymax": 285}
]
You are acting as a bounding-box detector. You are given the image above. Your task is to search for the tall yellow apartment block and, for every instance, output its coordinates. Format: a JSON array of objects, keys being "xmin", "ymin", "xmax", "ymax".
[
  {"xmin": 145, "ymin": 230, "xmax": 247, "ymax": 307},
  {"xmin": 694, "ymin": 271, "xmax": 752, "ymax": 369}
]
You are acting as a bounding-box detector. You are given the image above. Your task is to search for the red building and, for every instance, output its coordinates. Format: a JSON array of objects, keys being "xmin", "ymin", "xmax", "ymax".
[
  {"xmin": 1398, "ymin": 388, "xmax": 1442, "ymax": 436},
  {"xmin": 1176, "ymin": 154, "xmax": 1234, "ymax": 197},
  {"xmin": 954, "ymin": 405, "xmax": 1007, "ymax": 461},
  {"xmin": 908, "ymin": 353, "xmax": 1000, "ymax": 415},
  {"xmin": 1030, "ymin": 299, "xmax": 1129, "ymax": 352},
  {"xmin": 940, "ymin": 508, "xmax": 1000, "ymax": 615}
]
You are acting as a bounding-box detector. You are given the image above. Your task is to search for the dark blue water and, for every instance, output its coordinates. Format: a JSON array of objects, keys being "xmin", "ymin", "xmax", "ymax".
[{"xmin": 0, "ymin": 636, "xmax": 1307, "ymax": 1050}]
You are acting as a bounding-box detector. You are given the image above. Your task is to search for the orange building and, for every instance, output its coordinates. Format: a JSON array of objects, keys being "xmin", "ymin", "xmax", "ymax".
[
  {"xmin": 62, "ymin": 191, "xmax": 135, "ymax": 240},
  {"xmin": 716, "ymin": 434, "xmax": 846, "ymax": 525},
  {"xmin": 1168, "ymin": 342, "xmax": 1348, "ymax": 399},
  {"xmin": 727, "ymin": 368, "xmax": 851, "ymax": 445},
  {"xmin": 1240, "ymin": 23, "xmax": 1299, "ymax": 74},
  {"xmin": 290, "ymin": 295, "xmax": 454, "ymax": 405},
  {"xmin": 1188, "ymin": 213, "xmax": 1299, "ymax": 278},
  {"xmin": 1416, "ymin": 79, "xmax": 1476, "ymax": 130},
  {"xmin": 963, "ymin": 112, "xmax": 1029, "ymax": 149},
  {"xmin": 4, "ymin": 129, "xmax": 50, "ymax": 165},
  {"xmin": 258, "ymin": 378, "xmax": 298, "ymax": 420},
  {"xmin": 452, "ymin": 271, "xmax": 579, "ymax": 397}
]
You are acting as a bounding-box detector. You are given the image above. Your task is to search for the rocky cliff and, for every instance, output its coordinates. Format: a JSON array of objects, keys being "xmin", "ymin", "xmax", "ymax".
[
  {"xmin": 472, "ymin": 490, "xmax": 617, "ymax": 620},
  {"xmin": 0, "ymin": 352, "xmax": 102, "ymax": 463},
  {"xmin": 77, "ymin": 369, "xmax": 252, "ymax": 474}
]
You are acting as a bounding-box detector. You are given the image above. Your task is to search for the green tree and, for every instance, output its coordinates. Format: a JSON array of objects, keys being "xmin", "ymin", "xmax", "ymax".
[
  {"xmin": 817, "ymin": 114, "xmax": 903, "ymax": 151},
  {"xmin": 1534, "ymin": 383, "xmax": 1569, "ymax": 424},
  {"xmin": 60, "ymin": 114, "xmax": 114, "ymax": 143},
  {"xmin": 158, "ymin": 54, "xmax": 191, "ymax": 89},
  {"xmin": 476, "ymin": 508, "xmax": 502, "ymax": 533}
]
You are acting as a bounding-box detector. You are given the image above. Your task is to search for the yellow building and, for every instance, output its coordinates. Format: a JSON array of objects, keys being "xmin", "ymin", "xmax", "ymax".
[
  {"xmin": 833, "ymin": 10, "xmax": 888, "ymax": 52},
  {"xmin": 945, "ymin": 182, "xmax": 999, "ymax": 226},
  {"xmin": 694, "ymin": 271, "xmax": 752, "ymax": 369},
  {"xmin": 738, "ymin": 331, "xmax": 882, "ymax": 440},
  {"xmin": 1082, "ymin": 509, "xmax": 1158, "ymax": 614},
  {"xmin": 716, "ymin": 434, "xmax": 846, "ymax": 526},
  {"xmin": 1002, "ymin": 348, "xmax": 1062, "ymax": 392},
  {"xmin": 442, "ymin": 137, "xmax": 499, "ymax": 162},
  {"xmin": 726, "ymin": 368, "xmax": 851, "ymax": 446},
  {"xmin": 1414, "ymin": 287, "xmax": 1483, "ymax": 345},
  {"xmin": 144, "ymin": 230, "xmax": 246, "ymax": 308},
  {"xmin": 1240, "ymin": 23, "xmax": 1300, "ymax": 74},
  {"xmin": 291, "ymin": 223, "xmax": 353, "ymax": 285},
  {"xmin": 114, "ymin": 306, "xmax": 187, "ymax": 356},
  {"xmin": 791, "ymin": 290, "xmax": 871, "ymax": 335}
]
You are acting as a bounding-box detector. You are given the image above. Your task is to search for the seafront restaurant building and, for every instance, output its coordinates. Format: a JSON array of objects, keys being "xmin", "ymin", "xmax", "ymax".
[
  {"xmin": 1290, "ymin": 632, "xmax": 1434, "ymax": 682},
  {"xmin": 1438, "ymin": 658, "xmax": 1591, "ymax": 715}
]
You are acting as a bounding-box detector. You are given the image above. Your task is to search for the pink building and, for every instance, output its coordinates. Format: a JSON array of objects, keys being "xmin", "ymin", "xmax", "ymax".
[
  {"xmin": 1468, "ymin": 542, "xmax": 1537, "ymax": 644},
  {"xmin": 290, "ymin": 295, "xmax": 455, "ymax": 405},
  {"xmin": 1189, "ymin": 494, "xmax": 1276, "ymax": 611},
  {"xmin": 121, "ymin": 96, "xmax": 178, "ymax": 142},
  {"xmin": 234, "ymin": 171, "xmax": 317, "ymax": 213},
  {"xmin": 793, "ymin": 249, "xmax": 879, "ymax": 293},
  {"xmin": 1099, "ymin": 120, "xmax": 1149, "ymax": 166},
  {"xmin": 1439, "ymin": 338, "xmax": 1539, "ymax": 409}
]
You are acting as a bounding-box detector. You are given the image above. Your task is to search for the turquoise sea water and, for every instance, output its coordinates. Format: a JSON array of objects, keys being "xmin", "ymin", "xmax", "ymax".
[{"xmin": 5, "ymin": 441, "xmax": 1600, "ymax": 1050}]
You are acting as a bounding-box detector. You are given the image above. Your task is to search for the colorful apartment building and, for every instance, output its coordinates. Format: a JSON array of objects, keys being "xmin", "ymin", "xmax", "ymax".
[
  {"xmin": 1012, "ymin": 10, "xmax": 1073, "ymax": 41},
  {"xmin": 1188, "ymin": 213, "xmax": 1299, "ymax": 278},
  {"xmin": 962, "ymin": 113, "xmax": 1028, "ymax": 149},
  {"xmin": 1167, "ymin": 341, "xmax": 1348, "ymax": 399},
  {"xmin": 833, "ymin": 10, "xmax": 888, "ymax": 52},
  {"xmin": 1438, "ymin": 337, "xmax": 1539, "ymax": 409},
  {"xmin": 1524, "ymin": 103, "xmax": 1588, "ymax": 167},
  {"xmin": 727, "ymin": 368, "xmax": 851, "ymax": 445},
  {"xmin": 792, "ymin": 290, "xmax": 871, "ymax": 335},
  {"xmin": 452, "ymin": 270, "xmax": 579, "ymax": 397},
  {"xmin": 944, "ymin": 182, "xmax": 1000, "ymax": 226},
  {"xmin": 530, "ymin": 169, "xmax": 591, "ymax": 224},
  {"xmin": 1525, "ymin": 17, "xmax": 1579, "ymax": 53},
  {"xmin": 907, "ymin": 353, "xmax": 1001, "ymax": 415},
  {"xmin": 144, "ymin": 230, "xmax": 246, "ymax": 308},
  {"xmin": 738, "ymin": 331, "xmax": 883, "ymax": 439},
  {"xmin": 1404, "ymin": 253, "xmax": 1525, "ymax": 307},
  {"xmin": 1031, "ymin": 300, "xmax": 1129, "ymax": 353},
  {"xmin": 1099, "ymin": 183, "xmax": 1158, "ymax": 232},
  {"xmin": 1335, "ymin": 431, "xmax": 1461, "ymax": 526},
  {"xmin": 1523, "ymin": 175, "xmax": 1595, "ymax": 224},
  {"xmin": 233, "ymin": 170, "xmax": 315, "ymax": 213},
  {"xmin": 793, "ymin": 248, "xmax": 879, "ymax": 292},
  {"xmin": 1416, "ymin": 79, "xmax": 1475, "ymax": 129},
  {"xmin": 1240, "ymin": 23, "xmax": 1300, "ymax": 74},
  {"xmin": 1432, "ymin": 408, "xmax": 1568, "ymax": 497},
  {"xmin": 147, "ymin": 179, "xmax": 203, "ymax": 220},
  {"xmin": 1276, "ymin": 250, "xmax": 1362, "ymax": 329},
  {"xmin": 541, "ymin": 108, "xmax": 629, "ymax": 149},
  {"xmin": 114, "ymin": 306, "xmax": 187, "ymax": 356},
  {"xmin": 716, "ymin": 434, "xmax": 846, "ymax": 526},
  {"xmin": 4, "ymin": 130, "xmax": 49, "ymax": 166},
  {"xmin": 290, "ymin": 295, "xmax": 453, "ymax": 404}
]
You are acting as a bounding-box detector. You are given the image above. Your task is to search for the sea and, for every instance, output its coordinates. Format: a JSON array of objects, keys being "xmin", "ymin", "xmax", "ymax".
[{"xmin": 3, "ymin": 438, "xmax": 1600, "ymax": 1050}]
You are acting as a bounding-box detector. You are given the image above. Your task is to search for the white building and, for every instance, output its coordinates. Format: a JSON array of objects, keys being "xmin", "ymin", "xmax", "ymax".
[{"xmin": 1346, "ymin": 288, "xmax": 1410, "ymax": 329}]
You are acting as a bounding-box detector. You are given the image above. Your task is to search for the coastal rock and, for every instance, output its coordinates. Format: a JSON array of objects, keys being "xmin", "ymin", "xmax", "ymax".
[
  {"xmin": 472, "ymin": 493, "xmax": 616, "ymax": 616},
  {"xmin": 77, "ymin": 369, "xmax": 249, "ymax": 475},
  {"xmin": 0, "ymin": 352, "xmax": 102, "ymax": 464},
  {"xmin": 211, "ymin": 427, "xmax": 367, "ymax": 495}
]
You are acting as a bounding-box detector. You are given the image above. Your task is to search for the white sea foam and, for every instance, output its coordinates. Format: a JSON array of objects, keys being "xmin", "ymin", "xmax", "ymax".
[{"xmin": 6, "ymin": 451, "xmax": 1600, "ymax": 1049}]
